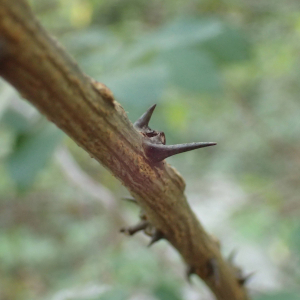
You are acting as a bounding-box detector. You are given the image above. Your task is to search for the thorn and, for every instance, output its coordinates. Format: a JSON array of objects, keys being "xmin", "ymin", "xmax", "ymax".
[
  {"xmin": 120, "ymin": 220, "xmax": 148, "ymax": 236},
  {"xmin": 121, "ymin": 197, "xmax": 138, "ymax": 205},
  {"xmin": 186, "ymin": 265, "xmax": 195, "ymax": 283},
  {"xmin": 134, "ymin": 104, "xmax": 156, "ymax": 130},
  {"xmin": 238, "ymin": 272, "xmax": 255, "ymax": 286},
  {"xmin": 144, "ymin": 141, "xmax": 217, "ymax": 162},
  {"xmin": 148, "ymin": 229, "xmax": 164, "ymax": 247},
  {"xmin": 208, "ymin": 258, "xmax": 220, "ymax": 286}
]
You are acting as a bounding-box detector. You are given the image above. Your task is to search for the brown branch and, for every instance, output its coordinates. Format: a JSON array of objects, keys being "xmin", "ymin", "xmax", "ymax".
[{"xmin": 0, "ymin": 1, "xmax": 250, "ymax": 299}]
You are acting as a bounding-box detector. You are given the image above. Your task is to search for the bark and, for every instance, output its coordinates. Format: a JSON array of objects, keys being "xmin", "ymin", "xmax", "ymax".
[{"xmin": 0, "ymin": 1, "xmax": 250, "ymax": 299}]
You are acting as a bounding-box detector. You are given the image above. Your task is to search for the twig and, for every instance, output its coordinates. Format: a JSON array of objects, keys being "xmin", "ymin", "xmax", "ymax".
[{"xmin": 0, "ymin": 1, "xmax": 250, "ymax": 299}]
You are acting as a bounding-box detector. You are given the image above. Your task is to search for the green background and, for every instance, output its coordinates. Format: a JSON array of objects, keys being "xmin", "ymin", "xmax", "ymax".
[{"xmin": 0, "ymin": 0, "xmax": 300, "ymax": 299}]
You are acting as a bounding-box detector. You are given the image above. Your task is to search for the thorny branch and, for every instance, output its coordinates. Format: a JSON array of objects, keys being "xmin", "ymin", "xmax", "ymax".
[{"xmin": 0, "ymin": 0, "xmax": 251, "ymax": 299}]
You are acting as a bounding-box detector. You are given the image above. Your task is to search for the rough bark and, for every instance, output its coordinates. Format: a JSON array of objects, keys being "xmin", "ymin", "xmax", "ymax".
[{"xmin": 0, "ymin": 1, "xmax": 250, "ymax": 299}]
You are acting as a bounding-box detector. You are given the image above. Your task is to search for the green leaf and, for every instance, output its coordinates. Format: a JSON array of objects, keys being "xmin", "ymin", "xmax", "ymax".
[
  {"xmin": 111, "ymin": 17, "xmax": 223, "ymax": 69},
  {"xmin": 102, "ymin": 65, "xmax": 168, "ymax": 107},
  {"xmin": 233, "ymin": 206, "xmax": 274, "ymax": 241},
  {"xmin": 62, "ymin": 28, "xmax": 114, "ymax": 53},
  {"xmin": 202, "ymin": 24, "xmax": 251, "ymax": 63},
  {"xmin": 6, "ymin": 124, "xmax": 63, "ymax": 191},
  {"xmin": 144, "ymin": 17, "xmax": 222, "ymax": 51},
  {"xmin": 158, "ymin": 48, "xmax": 221, "ymax": 93},
  {"xmin": 1, "ymin": 109, "xmax": 31, "ymax": 133}
]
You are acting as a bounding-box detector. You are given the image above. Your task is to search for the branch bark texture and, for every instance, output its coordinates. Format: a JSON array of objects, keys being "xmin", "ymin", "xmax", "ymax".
[{"xmin": 0, "ymin": 1, "xmax": 250, "ymax": 299}]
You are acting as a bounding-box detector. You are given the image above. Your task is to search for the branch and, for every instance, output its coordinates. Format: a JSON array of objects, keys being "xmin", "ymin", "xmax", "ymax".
[{"xmin": 0, "ymin": 1, "xmax": 250, "ymax": 299}]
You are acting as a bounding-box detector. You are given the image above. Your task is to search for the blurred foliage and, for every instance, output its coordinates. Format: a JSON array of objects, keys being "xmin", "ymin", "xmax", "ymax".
[
  {"xmin": 3, "ymin": 109, "xmax": 63, "ymax": 191},
  {"xmin": 1, "ymin": 0, "xmax": 300, "ymax": 299}
]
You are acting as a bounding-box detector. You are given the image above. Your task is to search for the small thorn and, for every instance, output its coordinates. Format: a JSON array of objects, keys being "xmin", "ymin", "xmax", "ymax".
[
  {"xmin": 238, "ymin": 272, "xmax": 255, "ymax": 286},
  {"xmin": 134, "ymin": 104, "xmax": 156, "ymax": 131},
  {"xmin": 144, "ymin": 141, "xmax": 217, "ymax": 162},
  {"xmin": 186, "ymin": 265, "xmax": 195, "ymax": 283},
  {"xmin": 208, "ymin": 258, "xmax": 220, "ymax": 286},
  {"xmin": 120, "ymin": 220, "xmax": 148, "ymax": 236},
  {"xmin": 121, "ymin": 197, "xmax": 138, "ymax": 205},
  {"xmin": 148, "ymin": 229, "xmax": 164, "ymax": 247}
]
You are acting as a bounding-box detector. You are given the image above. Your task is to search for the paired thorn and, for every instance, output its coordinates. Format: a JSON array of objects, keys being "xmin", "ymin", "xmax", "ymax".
[
  {"xmin": 134, "ymin": 104, "xmax": 217, "ymax": 162},
  {"xmin": 134, "ymin": 104, "xmax": 156, "ymax": 131},
  {"xmin": 120, "ymin": 220, "xmax": 148, "ymax": 236},
  {"xmin": 148, "ymin": 229, "xmax": 164, "ymax": 247},
  {"xmin": 144, "ymin": 141, "xmax": 216, "ymax": 163}
]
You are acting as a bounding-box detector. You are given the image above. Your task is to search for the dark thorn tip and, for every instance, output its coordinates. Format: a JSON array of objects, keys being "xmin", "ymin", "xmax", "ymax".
[
  {"xmin": 120, "ymin": 220, "xmax": 148, "ymax": 236},
  {"xmin": 148, "ymin": 230, "xmax": 164, "ymax": 247},
  {"xmin": 134, "ymin": 104, "xmax": 157, "ymax": 130},
  {"xmin": 144, "ymin": 141, "xmax": 217, "ymax": 162},
  {"xmin": 238, "ymin": 272, "xmax": 255, "ymax": 285},
  {"xmin": 120, "ymin": 227, "xmax": 128, "ymax": 235}
]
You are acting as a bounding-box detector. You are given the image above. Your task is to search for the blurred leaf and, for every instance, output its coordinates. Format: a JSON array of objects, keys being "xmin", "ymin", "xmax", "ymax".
[
  {"xmin": 63, "ymin": 28, "xmax": 114, "ymax": 53},
  {"xmin": 110, "ymin": 247, "xmax": 160, "ymax": 287},
  {"xmin": 233, "ymin": 206, "xmax": 275, "ymax": 240},
  {"xmin": 255, "ymin": 291, "xmax": 300, "ymax": 300},
  {"xmin": 114, "ymin": 17, "xmax": 223, "ymax": 68},
  {"xmin": 124, "ymin": 17, "xmax": 250, "ymax": 68},
  {"xmin": 6, "ymin": 124, "xmax": 63, "ymax": 191},
  {"xmin": 98, "ymin": 288, "xmax": 128, "ymax": 300},
  {"xmin": 0, "ymin": 83, "xmax": 15, "ymax": 118},
  {"xmin": 202, "ymin": 24, "xmax": 251, "ymax": 63},
  {"xmin": 1, "ymin": 109, "xmax": 31, "ymax": 133},
  {"xmin": 79, "ymin": 47, "xmax": 123, "ymax": 77},
  {"xmin": 291, "ymin": 224, "xmax": 300, "ymax": 256},
  {"xmin": 102, "ymin": 65, "xmax": 168, "ymax": 107},
  {"xmin": 164, "ymin": 102, "xmax": 189, "ymax": 131},
  {"xmin": 153, "ymin": 283, "xmax": 182, "ymax": 300},
  {"xmin": 17, "ymin": 229, "xmax": 59, "ymax": 265},
  {"xmin": 0, "ymin": 232, "xmax": 15, "ymax": 270},
  {"xmin": 144, "ymin": 17, "xmax": 222, "ymax": 51},
  {"xmin": 158, "ymin": 48, "xmax": 221, "ymax": 93}
]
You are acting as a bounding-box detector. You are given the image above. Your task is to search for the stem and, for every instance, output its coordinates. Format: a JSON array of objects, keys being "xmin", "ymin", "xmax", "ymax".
[{"xmin": 0, "ymin": 1, "xmax": 250, "ymax": 299}]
